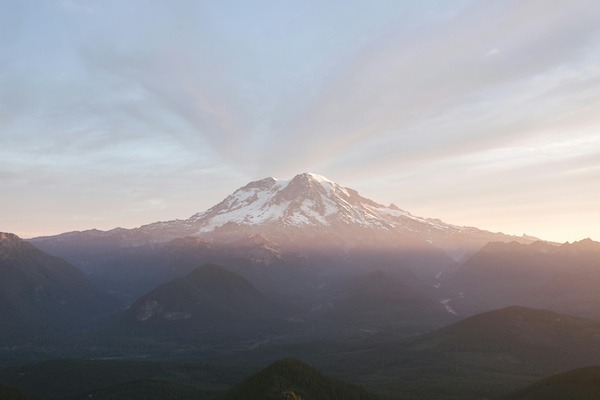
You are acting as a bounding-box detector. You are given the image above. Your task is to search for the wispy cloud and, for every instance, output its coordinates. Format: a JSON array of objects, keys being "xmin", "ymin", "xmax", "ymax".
[
  {"xmin": 259, "ymin": 0, "xmax": 600, "ymax": 177},
  {"xmin": 1, "ymin": 0, "xmax": 599, "ymax": 241}
]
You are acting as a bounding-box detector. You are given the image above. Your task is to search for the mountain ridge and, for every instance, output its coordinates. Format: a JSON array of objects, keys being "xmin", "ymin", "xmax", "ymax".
[
  {"xmin": 105, "ymin": 263, "xmax": 288, "ymax": 342},
  {"xmin": 446, "ymin": 238, "xmax": 600, "ymax": 318},
  {"xmin": 30, "ymin": 172, "xmax": 538, "ymax": 263},
  {"xmin": 0, "ymin": 232, "xmax": 111, "ymax": 339}
]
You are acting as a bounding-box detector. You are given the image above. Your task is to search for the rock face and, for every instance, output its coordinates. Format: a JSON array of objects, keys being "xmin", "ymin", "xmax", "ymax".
[{"xmin": 0, "ymin": 232, "xmax": 109, "ymax": 338}]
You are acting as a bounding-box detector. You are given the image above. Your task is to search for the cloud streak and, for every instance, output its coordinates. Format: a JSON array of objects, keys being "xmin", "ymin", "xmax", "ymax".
[
  {"xmin": 1, "ymin": 0, "xmax": 599, "ymax": 241},
  {"xmin": 261, "ymin": 0, "xmax": 600, "ymax": 176}
]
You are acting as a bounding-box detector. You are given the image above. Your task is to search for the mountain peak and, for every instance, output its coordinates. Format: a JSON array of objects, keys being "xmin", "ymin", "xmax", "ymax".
[
  {"xmin": 0, "ymin": 232, "xmax": 37, "ymax": 260},
  {"xmin": 189, "ymin": 172, "xmax": 418, "ymax": 233},
  {"xmin": 291, "ymin": 172, "xmax": 334, "ymax": 183},
  {"xmin": 0, "ymin": 232, "xmax": 21, "ymax": 244},
  {"xmin": 0, "ymin": 232, "xmax": 15, "ymax": 241}
]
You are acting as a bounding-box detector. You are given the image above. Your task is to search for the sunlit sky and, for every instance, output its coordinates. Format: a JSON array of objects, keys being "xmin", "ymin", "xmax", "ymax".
[{"xmin": 1, "ymin": 0, "xmax": 599, "ymax": 242}]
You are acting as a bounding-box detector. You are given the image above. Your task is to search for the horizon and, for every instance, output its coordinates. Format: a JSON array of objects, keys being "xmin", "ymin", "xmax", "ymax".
[
  {"xmin": 10, "ymin": 170, "xmax": 598, "ymax": 244},
  {"xmin": 2, "ymin": 1, "xmax": 599, "ymax": 243}
]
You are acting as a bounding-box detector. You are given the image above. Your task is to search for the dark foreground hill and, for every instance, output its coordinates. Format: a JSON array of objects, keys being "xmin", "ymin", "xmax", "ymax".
[
  {"xmin": 407, "ymin": 305, "xmax": 600, "ymax": 370},
  {"xmin": 72, "ymin": 379, "xmax": 211, "ymax": 400},
  {"xmin": 503, "ymin": 366, "xmax": 600, "ymax": 400},
  {"xmin": 0, "ymin": 359, "xmax": 250, "ymax": 399},
  {"xmin": 0, "ymin": 384, "xmax": 35, "ymax": 400},
  {"xmin": 220, "ymin": 358, "xmax": 379, "ymax": 400},
  {"xmin": 0, "ymin": 358, "xmax": 377, "ymax": 400},
  {"xmin": 336, "ymin": 306, "xmax": 600, "ymax": 399}
]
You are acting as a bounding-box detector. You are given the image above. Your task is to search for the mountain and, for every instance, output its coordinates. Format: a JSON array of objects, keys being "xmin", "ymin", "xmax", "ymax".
[
  {"xmin": 340, "ymin": 306, "xmax": 600, "ymax": 399},
  {"xmin": 31, "ymin": 172, "xmax": 535, "ymax": 266},
  {"xmin": 106, "ymin": 264, "xmax": 288, "ymax": 342},
  {"xmin": 28, "ymin": 173, "xmax": 537, "ymax": 309},
  {"xmin": 503, "ymin": 366, "xmax": 600, "ymax": 400},
  {"xmin": 446, "ymin": 239, "xmax": 600, "ymax": 317},
  {"xmin": 0, "ymin": 232, "xmax": 110, "ymax": 339},
  {"xmin": 56, "ymin": 234, "xmax": 314, "ymax": 305},
  {"xmin": 220, "ymin": 358, "xmax": 379, "ymax": 400},
  {"xmin": 325, "ymin": 269, "xmax": 456, "ymax": 332},
  {"xmin": 406, "ymin": 306, "xmax": 600, "ymax": 367}
]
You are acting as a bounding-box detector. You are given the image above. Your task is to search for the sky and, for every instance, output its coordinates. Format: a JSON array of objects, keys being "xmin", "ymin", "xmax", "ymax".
[{"xmin": 1, "ymin": 0, "xmax": 599, "ymax": 243}]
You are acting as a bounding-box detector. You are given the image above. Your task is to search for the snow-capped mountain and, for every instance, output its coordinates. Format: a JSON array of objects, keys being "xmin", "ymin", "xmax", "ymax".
[
  {"xmin": 32, "ymin": 172, "xmax": 537, "ymax": 263},
  {"xmin": 190, "ymin": 173, "xmax": 418, "ymax": 231}
]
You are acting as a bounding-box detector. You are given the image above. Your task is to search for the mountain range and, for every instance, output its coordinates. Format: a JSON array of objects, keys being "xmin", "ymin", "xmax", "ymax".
[
  {"xmin": 2, "ymin": 172, "xmax": 599, "ymax": 399},
  {"xmin": 29, "ymin": 173, "xmax": 536, "ymax": 305},
  {"xmin": 0, "ymin": 232, "xmax": 110, "ymax": 339},
  {"xmin": 105, "ymin": 263, "xmax": 289, "ymax": 343},
  {"xmin": 446, "ymin": 239, "xmax": 600, "ymax": 318},
  {"xmin": 337, "ymin": 306, "xmax": 600, "ymax": 399},
  {"xmin": 0, "ymin": 358, "xmax": 379, "ymax": 400},
  {"xmin": 32, "ymin": 173, "xmax": 536, "ymax": 258}
]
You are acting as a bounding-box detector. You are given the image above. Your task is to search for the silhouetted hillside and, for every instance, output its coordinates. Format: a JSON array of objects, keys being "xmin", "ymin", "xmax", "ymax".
[
  {"xmin": 0, "ymin": 359, "xmax": 249, "ymax": 399},
  {"xmin": 72, "ymin": 379, "xmax": 211, "ymax": 400},
  {"xmin": 504, "ymin": 366, "xmax": 600, "ymax": 400},
  {"xmin": 0, "ymin": 232, "xmax": 111, "ymax": 339},
  {"xmin": 340, "ymin": 306, "xmax": 600, "ymax": 399},
  {"xmin": 220, "ymin": 358, "xmax": 379, "ymax": 400},
  {"xmin": 407, "ymin": 306, "xmax": 600, "ymax": 371},
  {"xmin": 0, "ymin": 384, "xmax": 35, "ymax": 400}
]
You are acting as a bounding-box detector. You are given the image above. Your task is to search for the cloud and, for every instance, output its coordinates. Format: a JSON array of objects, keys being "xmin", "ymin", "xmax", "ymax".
[
  {"xmin": 1, "ymin": 0, "xmax": 599, "ymax": 241},
  {"xmin": 255, "ymin": 0, "xmax": 600, "ymax": 177},
  {"xmin": 485, "ymin": 48, "xmax": 499, "ymax": 56}
]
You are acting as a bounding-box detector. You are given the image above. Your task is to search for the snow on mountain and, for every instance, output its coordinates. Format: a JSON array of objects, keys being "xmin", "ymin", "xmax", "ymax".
[
  {"xmin": 30, "ymin": 172, "xmax": 538, "ymax": 262},
  {"xmin": 188, "ymin": 172, "xmax": 439, "ymax": 233}
]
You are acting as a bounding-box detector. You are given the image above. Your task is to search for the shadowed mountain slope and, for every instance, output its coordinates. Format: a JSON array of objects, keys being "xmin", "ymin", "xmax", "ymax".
[
  {"xmin": 326, "ymin": 269, "xmax": 456, "ymax": 331},
  {"xmin": 30, "ymin": 173, "xmax": 537, "ymax": 300},
  {"xmin": 220, "ymin": 358, "xmax": 380, "ymax": 400},
  {"xmin": 338, "ymin": 306, "xmax": 600, "ymax": 400},
  {"xmin": 402, "ymin": 306, "xmax": 600, "ymax": 371},
  {"xmin": 0, "ymin": 359, "xmax": 250, "ymax": 400},
  {"xmin": 0, "ymin": 232, "xmax": 110, "ymax": 339},
  {"xmin": 106, "ymin": 264, "xmax": 288, "ymax": 342},
  {"xmin": 72, "ymin": 379, "xmax": 211, "ymax": 400},
  {"xmin": 0, "ymin": 384, "xmax": 36, "ymax": 400},
  {"xmin": 447, "ymin": 239, "xmax": 600, "ymax": 318},
  {"xmin": 503, "ymin": 366, "xmax": 600, "ymax": 400}
]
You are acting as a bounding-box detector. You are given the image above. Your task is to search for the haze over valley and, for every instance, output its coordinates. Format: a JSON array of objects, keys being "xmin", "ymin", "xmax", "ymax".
[{"xmin": 2, "ymin": 173, "xmax": 600, "ymax": 398}]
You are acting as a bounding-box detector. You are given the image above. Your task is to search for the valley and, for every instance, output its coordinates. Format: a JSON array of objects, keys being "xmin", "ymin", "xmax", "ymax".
[{"xmin": 1, "ymin": 174, "xmax": 599, "ymax": 399}]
